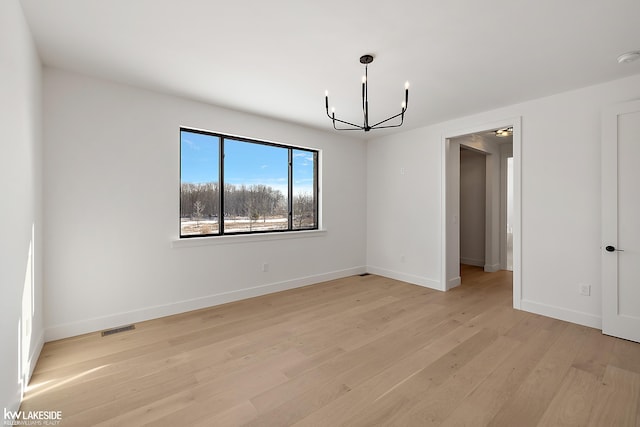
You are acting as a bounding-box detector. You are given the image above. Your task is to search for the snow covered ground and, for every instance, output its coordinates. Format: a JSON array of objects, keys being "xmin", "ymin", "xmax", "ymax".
[{"xmin": 181, "ymin": 217, "xmax": 288, "ymax": 235}]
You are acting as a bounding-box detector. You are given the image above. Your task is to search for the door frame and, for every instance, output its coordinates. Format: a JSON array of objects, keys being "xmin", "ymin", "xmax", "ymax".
[
  {"xmin": 441, "ymin": 117, "xmax": 522, "ymax": 309},
  {"xmin": 500, "ymin": 144, "xmax": 514, "ymax": 271}
]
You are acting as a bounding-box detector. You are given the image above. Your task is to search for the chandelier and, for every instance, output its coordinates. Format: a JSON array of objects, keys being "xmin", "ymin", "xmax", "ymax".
[{"xmin": 325, "ymin": 54, "xmax": 409, "ymax": 132}]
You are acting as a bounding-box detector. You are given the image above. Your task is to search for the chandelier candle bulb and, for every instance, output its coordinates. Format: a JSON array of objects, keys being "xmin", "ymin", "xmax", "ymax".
[{"xmin": 405, "ymin": 83, "xmax": 409, "ymax": 107}]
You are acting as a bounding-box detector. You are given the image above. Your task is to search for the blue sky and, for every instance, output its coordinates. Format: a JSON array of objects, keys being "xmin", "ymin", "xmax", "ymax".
[{"xmin": 181, "ymin": 130, "xmax": 315, "ymax": 195}]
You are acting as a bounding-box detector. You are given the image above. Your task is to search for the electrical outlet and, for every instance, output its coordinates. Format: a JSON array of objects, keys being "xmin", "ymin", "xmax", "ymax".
[
  {"xmin": 400, "ymin": 254, "xmax": 405, "ymax": 263},
  {"xmin": 579, "ymin": 284, "xmax": 591, "ymax": 296},
  {"xmin": 262, "ymin": 262, "xmax": 269, "ymax": 272}
]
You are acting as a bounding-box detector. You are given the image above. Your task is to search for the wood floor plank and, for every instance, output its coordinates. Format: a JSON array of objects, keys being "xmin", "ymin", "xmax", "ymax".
[
  {"xmin": 20, "ymin": 266, "xmax": 640, "ymax": 426},
  {"xmin": 339, "ymin": 328, "xmax": 501, "ymax": 426},
  {"xmin": 586, "ymin": 364, "xmax": 640, "ymax": 427},
  {"xmin": 193, "ymin": 401, "xmax": 258, "ymax": 427},
  {"xmin": 249, "ymin": 314, "xmax": 463, "ymax": 419},
  {"xmin": 487, "ymin": 323, "xmax": 588, "ymax": 427},
  {"xmin": 438, "ymin": 327, "xmax": 563, "ymax": 427},
  {"xmin": 609, "ymin": 338, "xmax": 640, "ymax": 375},
  {"xmin": 293, "ymin": 319, "xmax": 468, "ymax": 426},
  {"xmin": 536, "ymin": 367, "xmax": 600, "ymax": 427},
  {"xmin": 91, "ymin": 389, "xmax": 195, "ymax": 427},
  {"xmin": 571, "ymin": 326, "xmax": 617, "ymax": 379},
  {"xmin": 393, "ymin": 335, "xmax": 519, "ymax": 426}
]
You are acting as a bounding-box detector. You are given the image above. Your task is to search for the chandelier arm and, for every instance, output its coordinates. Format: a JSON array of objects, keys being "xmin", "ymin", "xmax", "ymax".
[
  {"xmin": 332, "ymin": 117, "xmax": 365, "ymax": 130},
  {"xmin": 333, "ymin": 124, "xmax": 366, "ymax": 131},
  {"xmin": 369, "ymin": 109, "xmax": 406, "ymax": 129},
  {"xmin": 371, "ymin": 121, "xmax": 406, "ymax": 130},
  {"xmin": 326, "ymin": 95, "xmax": 364, "ymax": 129},
  {"xmin": 325, "ymin": 110, "xmax": 365, "ymax": 130}
]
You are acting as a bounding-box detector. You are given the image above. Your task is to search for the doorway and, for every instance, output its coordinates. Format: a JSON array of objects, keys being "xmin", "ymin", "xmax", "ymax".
[
  {"xmin": 442, "ymin": 118, "xmax": 521, "ymax": 309},
  {"xmin": 459, "ymin": 146, "xmax": 487, "ymax": 269}
]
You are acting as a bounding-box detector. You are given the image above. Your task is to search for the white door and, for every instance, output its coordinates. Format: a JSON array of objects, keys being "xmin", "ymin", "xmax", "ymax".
[{"xmin": 602, "ymin": 99, "xmax": 640, "ymax": 343}]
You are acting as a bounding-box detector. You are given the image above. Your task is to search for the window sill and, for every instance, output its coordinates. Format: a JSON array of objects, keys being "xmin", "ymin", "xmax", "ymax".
[{"xmin": 171, "ymin": 229, "xmax": 327, "ymax": 248}]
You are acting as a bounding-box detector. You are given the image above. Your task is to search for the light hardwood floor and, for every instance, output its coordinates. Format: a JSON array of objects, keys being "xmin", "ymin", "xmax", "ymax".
[{"xmin": 21, "ymin": 265, "xmax": 640, "ymax": 426}]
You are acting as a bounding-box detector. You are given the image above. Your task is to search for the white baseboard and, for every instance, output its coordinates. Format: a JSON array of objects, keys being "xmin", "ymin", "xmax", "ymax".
[
  {"xmin": 28, "ymin": 331, "xmax": 44, "ymax": 382},
  {"xmin": 45, "ymin": 266, "xmax": 366, "ymax": 341},
  {"xmin": 366, "ymin": 265, "xmax": 442, "ymax": 291},
  {"xmin": 447, "ymin": 276, "xmax": 461, "ymax": 290},
  {"xmin": 484, "ymin": 263, "xmax": 501, "ymax": 273},
  {"xmin": 6, "ymin": 333, "xmax": 43, "ymax": 422},
  {"xmin": 520, "ymin": 299, "xmax": 602, "ymax": 329},
  {"xmin": 460, "ymin": 257, "xmax": 484, "ymax": 267}
]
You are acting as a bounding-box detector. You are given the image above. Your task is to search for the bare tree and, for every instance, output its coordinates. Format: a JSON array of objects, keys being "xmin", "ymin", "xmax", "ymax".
[
  {"xmin": 193, "ymin": 200, "xmax": 205, "ymax": 228},
  {"xmin": 182, "ymin": 182, "xmax": 287, "ymax": 228},
  {"xmin": 294, "ymin": 192, "xmax": 315, "ymax": 228}
]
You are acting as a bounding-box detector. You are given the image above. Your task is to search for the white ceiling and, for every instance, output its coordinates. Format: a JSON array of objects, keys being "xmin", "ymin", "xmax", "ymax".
[{"xmin": 19, "ymin": 0, "xmax": 640, "ymax": 138}]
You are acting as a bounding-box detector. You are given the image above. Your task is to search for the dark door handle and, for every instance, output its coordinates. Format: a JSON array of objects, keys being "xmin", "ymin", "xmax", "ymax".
[{"xmin": 605, "ymin": 245, "xmax": 624, "ymax": 252}]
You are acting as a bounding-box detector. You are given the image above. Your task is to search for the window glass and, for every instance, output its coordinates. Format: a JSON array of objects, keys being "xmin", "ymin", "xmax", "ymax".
[
  {"xmin": 223, "ymin": 139, "xmax": 289, "ymax": 233},
  {"xmin": 292, "ymin": 149, "xmax": 317, "ymax": 229},
  {"xmin": 180, "ymin": 131, "xmax": 220, "ymax": 236}
]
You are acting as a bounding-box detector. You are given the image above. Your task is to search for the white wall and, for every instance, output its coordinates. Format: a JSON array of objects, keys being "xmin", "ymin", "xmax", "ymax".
[
  {"xmin": 0, "ymin": 0, "xmax": 44, "ymax": 415},
  {"xmin": 366, "ymin": 72, "xmax": 640, "ymax": 328},
  {"xmin": 366, "ymin": 126, "xmax": 443, "ymax": 288},
  {"xmin": 459, "ymin": 148, "xmax": 486, "ymax": 267},
  {"xmin": 43, "ymin": 68, "xmax": 367, "ymax": 340}
]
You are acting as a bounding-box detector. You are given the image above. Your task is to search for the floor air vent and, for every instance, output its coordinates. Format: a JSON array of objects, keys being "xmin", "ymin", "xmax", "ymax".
[{"xmin": 101, "ymin": 324, "xmax": 135, "ymax": 337}]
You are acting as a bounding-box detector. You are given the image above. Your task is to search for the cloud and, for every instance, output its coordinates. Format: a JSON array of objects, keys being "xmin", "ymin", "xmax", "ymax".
[
  {"xmin": 293, "ymin": 152, "xmax": 315, "ymax": 159},
  {"xmin": 182, "ymin": 138, "xmax": 200, "ymax": 150}
]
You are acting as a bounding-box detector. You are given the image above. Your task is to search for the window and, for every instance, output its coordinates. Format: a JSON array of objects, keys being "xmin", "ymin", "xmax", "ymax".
[{"xmin": 180, "ymin": 128, "xmax": 318, "ymax": 237}]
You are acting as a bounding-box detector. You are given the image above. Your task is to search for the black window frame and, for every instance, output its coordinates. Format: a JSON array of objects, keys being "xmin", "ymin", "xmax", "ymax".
[{"xmin": 180, "ymin": 127, "xmax": 319, "ymax": 238}]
